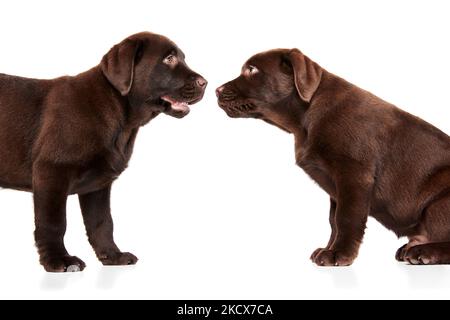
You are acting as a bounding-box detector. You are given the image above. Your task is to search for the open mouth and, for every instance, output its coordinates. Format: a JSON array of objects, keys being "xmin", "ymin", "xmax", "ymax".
[
  {"xmin": 161, "ymin": 96, "xmax": 190, "ymax": 115},
  {"xmin": 149, "ymin": 92, "xmax": 204, "ymax": 119}
]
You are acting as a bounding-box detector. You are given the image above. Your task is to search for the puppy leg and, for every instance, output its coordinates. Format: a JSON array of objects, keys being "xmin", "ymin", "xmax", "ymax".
[
  {"xmin": 311, "ymin": 198, "xmax": 336, "ymax": 261},
  {"xmin": 33, "ymin": 166, "xmax": 85, "ymax": 272},
  {"xmin": 312, "ymin": 172, "xmax": 372, "ymax": 266},
  {"xmin": 79, "ymin": 184, "xmax": 138, "ymax": 266}
]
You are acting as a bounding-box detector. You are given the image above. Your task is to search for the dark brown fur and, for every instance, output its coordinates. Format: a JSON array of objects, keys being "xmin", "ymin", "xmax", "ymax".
[
  {"xmin": 216, "ymin": 48, "xmax": 450, "ymax": 266},
  {"xmin": 0, "ymin": 32, "xmax": 206, "ymax": 272}
]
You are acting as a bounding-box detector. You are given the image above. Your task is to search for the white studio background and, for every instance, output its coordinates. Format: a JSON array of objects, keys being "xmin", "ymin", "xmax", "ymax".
[{"xmin": 0, "ymin": 0, "xmax": 450, "ymax": 299}]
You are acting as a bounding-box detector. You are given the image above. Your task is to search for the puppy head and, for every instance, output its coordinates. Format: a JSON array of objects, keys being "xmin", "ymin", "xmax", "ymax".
[
  {"xmin": 216, "ymin": 49, "xmax": 322, "ymax": 121},
  {"xmin": 101, "ymin": 32, "xmax": 207, "ymax": 118}
]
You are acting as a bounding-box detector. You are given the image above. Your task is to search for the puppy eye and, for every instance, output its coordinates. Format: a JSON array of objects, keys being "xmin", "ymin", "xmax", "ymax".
[
  {"xmin": 246, "ymin": 65, "xmax": 258, "ymax": 76},
  {"xmin": 163, "ymin": 54, "xmax": 177, "ymax": 65}
]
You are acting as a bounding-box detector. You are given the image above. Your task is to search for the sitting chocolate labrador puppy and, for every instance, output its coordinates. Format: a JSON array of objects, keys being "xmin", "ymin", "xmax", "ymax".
[
  {"xmin": 216, "ymin": 49, "xmax": 450, "ymax": 266},
  {"xmin": 0, "ymin": 32, "xmax": 206, "ymax": 272}
]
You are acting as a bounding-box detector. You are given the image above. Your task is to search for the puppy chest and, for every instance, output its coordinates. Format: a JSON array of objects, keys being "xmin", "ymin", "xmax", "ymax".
[
  {"xmin": 297, "ymin": 154, "xmax": 336, "ymax": 196},
  {"xmin": 72, "ymin": 156, "xmax": 129, "ymax": 194},
  {"xmin": 71, "ymin": 129, "xmax": 137, "ymax": 194}
]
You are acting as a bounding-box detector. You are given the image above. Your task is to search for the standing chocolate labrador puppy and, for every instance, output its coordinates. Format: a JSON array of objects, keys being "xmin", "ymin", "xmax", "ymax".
[
  {"xmin": 217, "ymin": 49, "xmax": 450, "ymax": 266},
  {"xmin": 0, "ymin": 32, "xmax": 206, "ymax": 272}
]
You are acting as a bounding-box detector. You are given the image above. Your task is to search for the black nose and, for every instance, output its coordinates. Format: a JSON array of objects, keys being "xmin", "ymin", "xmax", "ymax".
[
  {"xmin": 216, "ymin": 86, "xmax": 224, "ymax": 98},
  {"xmin": 196, "ymin": 77, "xmax": 207, "ymax": 88}
]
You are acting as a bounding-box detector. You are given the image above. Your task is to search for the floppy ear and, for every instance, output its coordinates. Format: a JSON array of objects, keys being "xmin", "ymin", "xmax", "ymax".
[
  {"xmin": 101, "ymin": 39, "xmax": 142, "ymax": 96},
  {"xmin": 286, "ymin": 48, "xmax": 323, "ymax": 103}
]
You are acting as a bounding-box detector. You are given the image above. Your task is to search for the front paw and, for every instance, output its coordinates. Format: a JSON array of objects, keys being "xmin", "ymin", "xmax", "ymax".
[
  {"xmin": 395, "ymin": 244, "xmax": 408, "ymax": 261},
  {"xmin": 98, "ymin": 252, "xmax": 138, "ymax": 266},
  {"xmin": 41, "ymin": 255, "xmax": 86, "ymax": 272},
  {"xmin": 310, "ymin": 248, "xmax": 326, "ymax": 261},
  {"xmin": 312, "ymin": 249, "xmax": 356, "ymax": 266}
]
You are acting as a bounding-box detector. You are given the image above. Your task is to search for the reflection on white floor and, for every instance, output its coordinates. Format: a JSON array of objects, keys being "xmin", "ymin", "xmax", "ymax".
[
  {"xmin": 401, "ymin": 264, "xmax": 450, "ymax": 289},
  {"xmin": 0, "ymin": 256, "xmax": 448, "ymax": 299}
]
